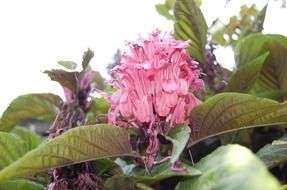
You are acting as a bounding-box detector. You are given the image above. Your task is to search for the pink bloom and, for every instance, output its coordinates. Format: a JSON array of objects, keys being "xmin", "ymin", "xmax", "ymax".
[{"xmin": 105, "ymin": 30, "xmax": 204, "ymax": 126}]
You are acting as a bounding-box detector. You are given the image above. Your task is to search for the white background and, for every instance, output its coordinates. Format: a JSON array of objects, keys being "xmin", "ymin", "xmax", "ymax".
[{"xmin": 0, "ymin": 0, "xmax": 286, "ymax": 113}]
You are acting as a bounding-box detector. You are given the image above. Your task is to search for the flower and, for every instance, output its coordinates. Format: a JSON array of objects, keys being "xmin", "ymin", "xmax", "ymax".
[{"xmin": 105, "ymin": 29, "xmax": 204, "ymax": 126}]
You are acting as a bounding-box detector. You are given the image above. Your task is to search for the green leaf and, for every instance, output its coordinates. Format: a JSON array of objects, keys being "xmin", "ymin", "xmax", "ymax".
[
  {"xmin": 235, "ymin": 34, "xmax": 287, "ymax": 96},
  {"xmin": 0, "ymin": 93, "xmax": 61, "ymax": 132},
  {"xmin": 0, "ymin": 124, "xmax": 135, "ymax": 181},
  {"xmin": 44, "ymin": 69, "xmax": 78, "ymax": 93},
  {"xmin": 0, "ymin": 132, "xmax": 27, "ymax": 170},
  {"xmin": 189, "ymin": 93, "xmax": 287, "ymax": 147},
  {"xmin": 225, "ymin": 52, "xmax": 269, "ymax": 92},
  {"xmin": 155, "ymin": 3, "xmax": 175, "ymax": 21},
  {"xmin": 57, "ymin": 60, "xmax": 77, "ymax": 70},
  {"xmin": 165, "ymin": 125, "xmax": 191, "ymax": 163},
  {"xmin": 255, "ymin": 4, "xmax": 268, "ymax": 32},
  {"xmin": 176, "ymin": 145, "xmax": 280, "ymax": 190},
  {"xmin": 0, "ymin": 179, "xmax": 44, "ymax": 190},
  {"xmin": 87, "ymin": 97, "xmax": 109, "ymax": 123},
  {"xmin": 174, "ymin": 0, "xmax": 207, "ymax": 62},
  {"xmin": 92, "ymin": 71, "xmax": 106, "ymax": 90},
  {"xmin": 235, "ymin": 34, "xmax": 268, "ymax": 68},
  {"xmin": 11, "ymin": 127, "xmax": 42, "ymax": 150},
  {"xmin": 82, "ymin": 48, "xmax": 94, "ymax": 70},
  {"xmin": 94, "ymin": 159, "xmax": 120, "ymax": 176},
  {"xmin": 240, "ymin": 4, "xmax": 268, "ymax": 38},
  {"xmin": 104, "ymin": 162, "xmax": 201, "ymax": 190},
  {"xmin": 257, "ymin": 135, "xmax": 287, "ymax": 168},
  {"xmin": 114, "ymin": 158, "xmax": 135, "ymax": 175},
  {"xmin": 256, "ymin": 90, "xmax": 287, "ymax": 100}
]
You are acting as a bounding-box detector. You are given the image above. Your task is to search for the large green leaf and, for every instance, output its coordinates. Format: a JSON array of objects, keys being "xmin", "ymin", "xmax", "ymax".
[
  {"xmin": 189, "ymin": 93, "xmax": 287, "ymax": 147},
  {"xmin": 0, "ymin": 179, "xmax": 44, "ymax": 190},
  {"xmin": 225, "ymin": 52, "xmax": 269, "ymax": 92},
  {"xmin": 0, "ymin": 124, "xmax": 135, "ymax": 181},
  {"xmin": 0, "ymin": 132, "xmax": 27, "ymax": 170},
  {"xmin": 104, "ymin": 162, "xmax": 201, "ymax": 190},
  {"xmin": 257, "ymin": 135, "xmax": 287, "ymax": 168},
  {"xmin": 0, "ymin": 93, "xmax": 61, "ymax": 132},
  {"xmin": 11, "ymin": 127, "xmax": 43, "ymax": 150},
  {"xmin": 165, "ymin": 125, "xmax": 191, "ymax": 163},
  {"xmin": 235, "ymin": 34, "xmax": 287, "ymax": 96},
  {"xmin": 176, "ymin": 145, "xmax": 280, "ymax": 190},
  {"xmin": 174, "ymin": 0, "xmax": 207, "ymax": 62}
]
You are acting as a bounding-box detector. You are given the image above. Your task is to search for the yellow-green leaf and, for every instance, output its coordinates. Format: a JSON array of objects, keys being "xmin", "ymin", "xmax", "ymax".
[
  {"xmin": 189, "ymin": 93, "xmax": 287, "ymax": 147},
  {"xmin": 0, "ymin": 124, "xmax": 135, "ymax": 181},
  {"xmin": 176, "ymin": 145, "xmax": 280, "ymax": 190},
  {"xmin": 0, "ymin": 93, "xmax": 61, "ymax": 132}
]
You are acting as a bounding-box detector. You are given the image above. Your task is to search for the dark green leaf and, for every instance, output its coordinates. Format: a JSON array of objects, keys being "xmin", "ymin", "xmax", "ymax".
[
  {"xmin": 176, "ymin": 145, "xmax": 280, "ymax": 190},
  {"xmin": 254, "ymin": 4, "xmax": 268, "ymax": 32},
  {"xmin": 189, "ymin": 93, "xmax": 287, "ymax": 147},
  {"xmin": 44, "ymin": 69, "xmax": 78, "ymax": 93},
  {"xmin": 225, "ymin": 52, "xmax": 269, "ymax": 92},
  {"xmin": 174, "ymin": 0, "xmax": 207, "ymax": 62},
  {"xmin": 0, "ymin": 93, "xmax": 61, "ymax": 132},
  {"xmin": 82, "ymin": 48, "xmax": 94, "ymax": 70},
  {"xmin": 0, "ymin": 124, "xmax": 135, "ymax": 181},
  {"xmin": 257, "ymin": 135, "xmax": 287, "ymax": 168},
  {"xmin": 235, "ymin": 34, "xmax": 287, "ymax": 97},
  {"xmin": 57, "ymin": 60, "xmax": 77, "ymax": 70},
  {"xmin": 104, "ymin": 162, "xmax": 201, "ymax": 190},
  {"xmin": 11, "ymin": 127, "xmax": 42, "ymax": 150},
  {"xmin": 0, "ymin": 179, "xmax": 44, "ymax": 190},
  {"xmin": 94, "ymin": 159, "xmax": 120, "ymax": 176},
  {"xmin": 256, "ymin": 90, "xmax": 287, "ymax": 100},
  {"xmin": 0, "ymin": 132, "xmax": 27, "ymax": 170},
  {"xmin": 235, "ymin": 34, "xmax": 268, "ymax": 68},
  {"xmin": 165, "ymin": 125, "xmax": 191, "ymax": 163}
]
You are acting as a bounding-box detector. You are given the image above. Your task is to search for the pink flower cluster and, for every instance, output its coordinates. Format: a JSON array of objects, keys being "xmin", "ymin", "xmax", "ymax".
[{"xmin": 107, "ymin": 30, "xmax": 204, "ymax": 126}]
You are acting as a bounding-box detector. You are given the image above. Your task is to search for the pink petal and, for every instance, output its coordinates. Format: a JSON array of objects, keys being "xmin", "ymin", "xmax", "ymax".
[
  {"xmin": 119, "ymin": 98, "xmax": 133, "ymax": 118},
  {"xmin": 177, "ymin": 79, "xmax": 188, "ymax": 95},
  {"xmin": 162, "ymin": 79, "xmax": 177, "ymax": 93},
  {"xmin": 155, "ymin": 92, "xmax": 171, "ymax": 117},
  {"xmin": 171, "ymin": 98, "xmax": 185, "ymax": 125},
  {"xmin": 137, "ymin": 96, "xmax": 152, "ymax": 123},
  {"xmin": 165, "ymin": 92, "xmax": 178, "ymax": 108},
  {"xmin": 185, "ymin": 94, "xmax": 202, "ymax": 114}
]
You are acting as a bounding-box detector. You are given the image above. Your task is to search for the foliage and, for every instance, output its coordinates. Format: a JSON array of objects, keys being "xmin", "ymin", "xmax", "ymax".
[
  {"xmin": 0, "ymin": 0, "xmax": 286, "ymax": 189},
  {"xmin": 189, "ymin": 93, "xmax": 287, "ymax": 146},
  {"xmin": 174, "ymin": 0, "xmax": 207, "ymax": 63},
  {"xmin": 0, "ymin": 125, "xmax": 135, "ymax": 181},
  {"xmin": 257, "ymin": 135, "xmax": 287, "ymax": 168},
  {"xmin": 176, "ymin": 145, "xmax": 280, "ymax": 190},
  {"xmin": 210, "ymin": 4, "xmax": 267, "ymax": 48},
  {"xmin": 0, "ymin": 93, "xmax": 62, "ymax": 132}
]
